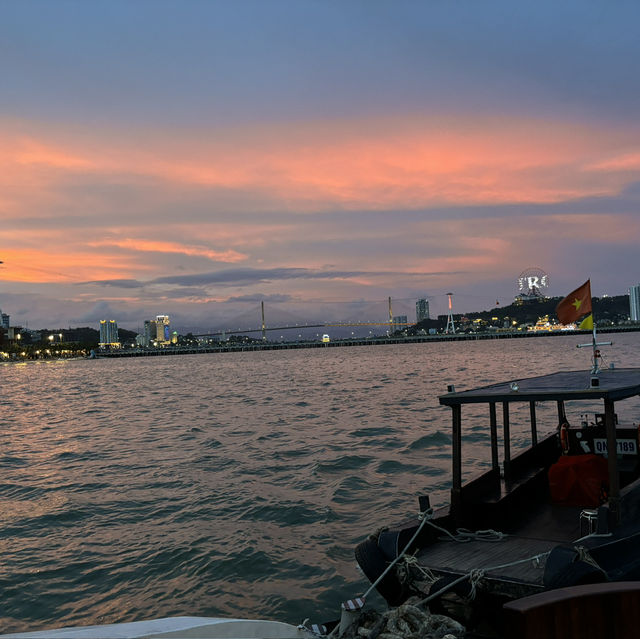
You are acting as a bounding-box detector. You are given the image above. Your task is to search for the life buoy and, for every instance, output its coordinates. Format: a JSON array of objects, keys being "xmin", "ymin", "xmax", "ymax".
[{"xmin": 560, "ymin": 422, "xmax": 570, "ymax": 454}]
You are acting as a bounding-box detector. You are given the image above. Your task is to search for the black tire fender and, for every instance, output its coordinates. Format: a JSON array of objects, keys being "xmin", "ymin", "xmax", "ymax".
[{"xmin": 355, "ymin": 538, "xmax": 406, "ymax": 606}]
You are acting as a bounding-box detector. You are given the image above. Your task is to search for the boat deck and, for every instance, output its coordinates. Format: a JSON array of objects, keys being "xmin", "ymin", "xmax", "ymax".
[{"xmin": 416, "ymin": 502, "xmax": 583, "ymax": 595}]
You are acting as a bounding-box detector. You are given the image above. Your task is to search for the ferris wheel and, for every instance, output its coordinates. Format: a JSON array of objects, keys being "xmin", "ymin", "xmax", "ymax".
[{"xmin": 517, "ymin": 267, "xmax": 550, "ymax": 298}]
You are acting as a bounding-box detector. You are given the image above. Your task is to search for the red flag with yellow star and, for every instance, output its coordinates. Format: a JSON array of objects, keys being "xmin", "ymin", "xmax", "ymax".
[{"xmin": 556, "ymin": 280, "xmax": 592, "ymax": 324}]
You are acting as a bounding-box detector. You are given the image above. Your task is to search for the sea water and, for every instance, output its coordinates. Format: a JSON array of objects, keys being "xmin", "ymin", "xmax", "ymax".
[{"xmin": 1, "ymin": 334, "xmax": 640, "ymax": 633}]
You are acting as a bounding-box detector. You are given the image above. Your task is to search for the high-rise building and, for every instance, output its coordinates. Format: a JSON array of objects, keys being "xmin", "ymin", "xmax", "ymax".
[
  {"xmin": 416, "ymin": 299, "xmax": 430, "ymax": 322},
  {"xmin": 99, "ymin": 320, "xmax": 120, "ymax": 348},
  {"xmin": 143, "ymin": 320, "xmax": 156, "ymax": 346},
  {"xmin": 392, "ymin": 315, "xmax": 408, "ymax": 332},
  {"xmin": 156, "ymin": 315, "xmax": 170, "ymax": 344},
  {"xmin": 0, "ymin": 310, "xmax": 10, "ymax": 329},
  {"xmin": 630, "ymin": 284, "xmax": 640, "ymax": 322}
]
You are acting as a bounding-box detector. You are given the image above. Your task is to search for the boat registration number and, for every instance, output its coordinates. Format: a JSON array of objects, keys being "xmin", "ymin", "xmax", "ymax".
[{"xmin": 593, "ymin": 439, "xmax": 637, "ymax": 455}]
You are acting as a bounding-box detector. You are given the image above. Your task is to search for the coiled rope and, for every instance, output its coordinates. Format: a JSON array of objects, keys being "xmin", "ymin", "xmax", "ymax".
[
  {"xmin": 355, "ymin": 603, "xmax": 465, "ymax": 639},
  {"xmin": 362, "ymin": 508, "xmax": 506, "ymax": 600},
  {"xmin": 417, "ymin": 509, "xmax": 506, "ymax": 543}
]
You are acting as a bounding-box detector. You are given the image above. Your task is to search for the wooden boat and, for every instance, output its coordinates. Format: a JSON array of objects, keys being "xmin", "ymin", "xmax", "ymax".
[{"xmin": 354, "ymin": 367, "xmax": 640, "ymax": 636}]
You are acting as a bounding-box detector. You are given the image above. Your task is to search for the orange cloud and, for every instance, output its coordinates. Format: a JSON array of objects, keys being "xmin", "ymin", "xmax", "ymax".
[
  {"xmin": 2, "ymin": 113, "xmax": 639, "ymax": 292},
  {"xmin": 14, "ymin": 137, "xmax": 94, "ymax": 169},
  {"xmin": 586, "ymin": 152, "xmax": 640, "ymax": 172},
  {"xmin": 88, "ymin": 238, "xmax": 248, "ymax": 263},
  {"xmin": 2, "ymin": 113, "xmax": 638, "ymax": 218},
  {"xmin": 0, "ymin": 248, "xmax": 152, "ymax": 283}
]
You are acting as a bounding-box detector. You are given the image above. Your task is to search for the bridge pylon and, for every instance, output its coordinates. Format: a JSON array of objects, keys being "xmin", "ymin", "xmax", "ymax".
[{"xmin": 445, "ymin": 293, "xmax": 456, "ymax": 334}]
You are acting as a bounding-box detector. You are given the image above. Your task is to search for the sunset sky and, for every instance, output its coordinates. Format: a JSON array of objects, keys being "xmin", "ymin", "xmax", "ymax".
[{"xmin": 2, "ymin": 1, "xmax": 640, "ymax": 334}]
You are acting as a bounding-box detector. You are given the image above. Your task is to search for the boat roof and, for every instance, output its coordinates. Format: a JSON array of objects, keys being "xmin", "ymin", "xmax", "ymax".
[{"xmin": 439, "ymin": 367, "xmax": 640, "ymax": 406}]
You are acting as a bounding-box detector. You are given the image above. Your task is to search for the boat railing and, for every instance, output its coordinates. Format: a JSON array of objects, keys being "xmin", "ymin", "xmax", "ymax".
[{"xmin": 456, "ymin": 435, "xmax": 558, "ymax": 528}]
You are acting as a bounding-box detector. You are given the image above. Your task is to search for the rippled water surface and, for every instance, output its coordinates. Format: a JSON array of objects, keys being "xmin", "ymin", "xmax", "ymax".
[{"xmin": 2, "ymin": 335, "xmax": 640, "ymax": 633}]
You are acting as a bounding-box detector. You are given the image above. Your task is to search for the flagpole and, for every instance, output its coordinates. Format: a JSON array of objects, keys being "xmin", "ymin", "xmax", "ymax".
[
  {"xmin": 577, "ymin": 309, "xmax": 611, "ymax": 375},
  {"xmin": 591, "ymin": 311, "xmax": 599, "ymax": 374}
]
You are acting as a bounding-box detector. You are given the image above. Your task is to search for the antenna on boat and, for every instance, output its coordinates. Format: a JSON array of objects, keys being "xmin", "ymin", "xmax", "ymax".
[{"xmin": 576, "ymin": 312, "xmax": 611, "ymax": 375}]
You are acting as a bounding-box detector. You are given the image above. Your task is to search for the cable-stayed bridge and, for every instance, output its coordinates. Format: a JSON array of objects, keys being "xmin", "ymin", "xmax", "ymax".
[
  {"xmin": 194, "ymin": 320, "xmax": 413, "ymax": 338},
  {"xmin": 193, "ymin": 298, "xmax": 416, "ymax": 339}
]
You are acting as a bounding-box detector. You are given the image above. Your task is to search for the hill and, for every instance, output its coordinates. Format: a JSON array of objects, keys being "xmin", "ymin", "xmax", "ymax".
[{"xmin": 409, "ymin": 295, "xmax": 630, "ymax": 334}]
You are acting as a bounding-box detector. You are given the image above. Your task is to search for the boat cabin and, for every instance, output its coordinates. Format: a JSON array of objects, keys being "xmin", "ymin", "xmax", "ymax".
[{"xmin": 439, "ymin": 367, "xmax": 640, "ymax": 531}]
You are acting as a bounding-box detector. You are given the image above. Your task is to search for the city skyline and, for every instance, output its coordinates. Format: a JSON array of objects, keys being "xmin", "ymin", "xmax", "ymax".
[{"xmin": 2, "ymin": 1, "xmax": 640, "ymax": 333}]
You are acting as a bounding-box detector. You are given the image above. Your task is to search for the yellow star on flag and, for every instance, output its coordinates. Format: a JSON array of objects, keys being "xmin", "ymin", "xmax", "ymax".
[{"xmin": 556, "ymin": 280, "xmax": 592, "ymax": 324}]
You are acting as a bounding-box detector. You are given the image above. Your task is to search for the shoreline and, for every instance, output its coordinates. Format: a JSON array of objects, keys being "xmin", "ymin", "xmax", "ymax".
[{"xmin": 97, "ymin": 325, "xmax": 640, "ymax": 357}]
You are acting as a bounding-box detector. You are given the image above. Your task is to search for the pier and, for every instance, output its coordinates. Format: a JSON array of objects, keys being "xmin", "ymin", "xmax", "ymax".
[{"xmin": 97, "ymin": 325, "xmax": 639, "ymax": 357}]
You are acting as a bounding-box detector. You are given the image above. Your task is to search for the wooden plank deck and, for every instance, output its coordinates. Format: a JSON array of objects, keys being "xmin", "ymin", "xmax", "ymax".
[{"xmin": 415, "ymin": 503, "xmax": 584, "ymax": 595}]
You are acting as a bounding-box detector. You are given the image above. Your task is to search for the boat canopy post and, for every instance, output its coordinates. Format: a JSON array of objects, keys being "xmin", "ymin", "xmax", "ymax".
[
  {"xmin": 529, "ymin": 401, "xmax": 538, "ymax": 446},
  {"xmin": 503, "ymin": 402, "xmax": 511, "ymax": 480},
  {"xmin": 451, "ymin": 404, "xmax": 462, "ymax": 517},
  {"xmin": 605, "ymin": 398, "xmax": 621, "ymax": 526},
  {"xmin": 489, "ymin": 402, "xmax": 499, "ymax": 472},
  {"xmin": 557, "ymin": 400, "xmax": 566, "ymax": 424}
]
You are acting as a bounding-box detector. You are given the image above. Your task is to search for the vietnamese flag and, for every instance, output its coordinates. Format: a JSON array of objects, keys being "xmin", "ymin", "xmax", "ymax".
[
  {"xmin": 556, "ymin": 280, "xmax": 593, "ymax": 324},
  {"xmin": 579, "ymin": 314, "xmax": 594, "ymax": 330}
]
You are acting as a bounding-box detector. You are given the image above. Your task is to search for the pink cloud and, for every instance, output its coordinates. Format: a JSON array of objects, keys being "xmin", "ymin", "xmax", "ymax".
[
  {"xmin": 2, "ymin": 114, "xmax": 639, "ymax": 216},
  {"xmin": 586, "ymin": 152, "xmax": 640, "ymax": 172},
  {"xmin": 88, "ymin": 238, "xmax": 248, "ymax": 263},
  {"xmin": 2, "ymin": 114, "xmax": 639, "ymax": 293}
]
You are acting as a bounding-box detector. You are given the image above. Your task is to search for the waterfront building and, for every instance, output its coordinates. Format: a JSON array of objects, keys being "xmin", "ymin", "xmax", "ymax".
[
  {"xmin": 0, "ymin": 310, "xmax": 9, "ymax": 329},
  {"xmin": 392, "ymin": 315, "xmax": 408, "ymax": 332},
  {"xmin": 99, "ymin": 320, "xmax": 120, "ymax": 348},
  {"xmin": 142, "ymin": 320, "xmax": 156, "ymax": 346},
  {"xmin": 156, "ymin": 315, "xmax": 170, "ymax": 345},
  {"xmin": 416, "ymin": 299, "xmax": 430, "ymax": 322},
  {"xmin": 630, "ymin": 284, "xmax": 640, "ymax": 322}
]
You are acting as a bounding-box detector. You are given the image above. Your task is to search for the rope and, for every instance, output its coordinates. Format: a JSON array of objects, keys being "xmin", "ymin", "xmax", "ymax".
[
  {"xmin": 422, "ymin": 518, "xmax": 506, "ymax": 543},
  {"xmin": 411, "ymin": 543, "xmax": 605, "ymax": 608},
  {"xmin": 361, "ymin": 509, "xmax": 433, "ymax": 600},
  {"xmin": 466, "ymin": 569, "xmax": 485, "ymax": 601},
  {"xmin": 320, "ymin": 508, "xmax": 549, "ymax": 638},
  {"xmin": 362, "ymin": 509, "xmax": 507, "ymax": 600},
  {"xmin": 415, "ymin": 551, "xmax": 550, "ymax": 607},
  {"xmin": 575, "ymin": 545, "xmax": 608, "ymax": 578},
  {"xmin": 402, "ymin": 555, "xmax": 438, "ymax": 583},
  {"xmin": 356, "ymin": 603, "xmax": 465, "ymax": 639},
  {"xmin": 321, "ymin": 514, "xmax": 611, "ymax": 638}
]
